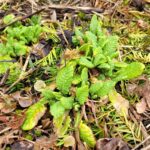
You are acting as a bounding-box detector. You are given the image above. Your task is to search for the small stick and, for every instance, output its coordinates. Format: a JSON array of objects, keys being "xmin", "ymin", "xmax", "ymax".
[
  {"xmin": 19, "ymin": 54, "xmax": 30, "ymax": 78},
  {"xmin": 133, "ymin": 136, "xmax": 150, "ymax": 150},
  {"xmin": 0, "ymin": 69, "xmax": 10, "ymax": 86},
  {"xmin": 47, "ymin": 4, "xmax": 103, "ymax": 13}
]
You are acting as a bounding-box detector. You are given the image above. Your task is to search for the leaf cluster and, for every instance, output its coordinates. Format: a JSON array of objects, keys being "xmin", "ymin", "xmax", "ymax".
[
  {"xmin": 22, "ymin": 15, "xmax": 145, "ymax": 148},
  {"xmin": 0, "ymin": 15, "xmax": 42, "ymax": 74}
]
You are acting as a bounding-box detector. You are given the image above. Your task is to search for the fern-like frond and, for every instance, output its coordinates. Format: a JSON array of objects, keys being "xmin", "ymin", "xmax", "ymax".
[
  {"xmin": 96, "ymin": 103, "xmax": 143, "ymax": 147},
  {"xmin": 36, "ymin": 47, "xmax": 57, "ymax": 66},
  {"xmin": 128, "ymin": 51, "xmax": 150, "ymax": 63}
]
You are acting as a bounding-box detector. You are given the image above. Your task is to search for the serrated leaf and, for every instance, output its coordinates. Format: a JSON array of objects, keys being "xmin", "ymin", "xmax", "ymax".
[
  {"xmin": 79, "ymin": 57, "xmax": 94, "ymax": 69},
  {"xmin": 76, "ymin": 85, "xmax": 89, "ymax": 105},
  {"xmin": 86, "ymin": 31, "xmax": 97, "ymax": 47},
  {"xmin": 72, "ymin": 28, "xmax": 84, "ymax": 45},
  {"xmin": 93, "ymin": 53, "xmax": 106, "ymax": 66},
  {"xmin": 50, "ymin": 101, "xmax": 65, "ymax": 118},
  {"xmin": 90, "ymin": 15, "xmax": 98, "ymax": 34},
  {"xmin": 79, "ymin": 122, "xmax": 96, "ymax": 148},
  {"xmin": 114, "ymin": 62, "xmax": 145, "ymax": 81},
  {"xmin": 103, "ymin": 35, "xmax": 119, "ymax": 56},
  {"xmin": 98, "ymin": 80, "xmax": 116, "ymax": 97},
  {"xmin": 90, "ymin": 80, "xmax": 116, "ymax": 97},
  {"xmin": 60, "ymin": 97, "xmax": 74, "ymax": 109},
  {"xmin": 56, "ymin": 64, "xmax": 75, "ymax": 95},
  {"xmin": 72, "ymin": 74, "xmax": 81, "ymax": 85},
  {"xmin": 22, "ymin": 100, "xmax": 47, "ymax": 130},
  {"xmin": 42, "ymin": 89, "xmax": 62, "ymax": 100},
  {"xmin": 90, "ymin": 82, "xmax": 103, "ymax": 97}
]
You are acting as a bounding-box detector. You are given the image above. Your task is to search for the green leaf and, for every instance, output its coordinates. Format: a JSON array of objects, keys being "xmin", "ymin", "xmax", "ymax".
[
  {"xmin": 85, "ymin": 31, "xmax": 97, "ymax": 47},
  {"xmin": 79, "ymin": 57, "xmax": 94, "ymax": 69},
  {"xmin": 22, "ymin": 100, "xmax": 47, "ymax": 130},
  {"xmin": 79, "ymin": 43, "xmax": 92, "ymax": 56},
  {"xmin": 56, "ymin": 64, "xmax": 75, "ymax": 95},
  {"xmin": 97, "ymin": 80, "xmax": 116, "ymax": 97},
  {"xmin": 3, "ymin": 14, "xmax": 15, "ymax": 24},
  {"xmin": 72, "ymin": 28, "xmax": 84, "ymax": 45},
  {"xmin": 90, "ymin": 81, "xmax": 103, "ymax": 97},
  {"xmin": 103, "ymin": 35, "xmax": 119, "ymax": 56},
  {"xmin": 114, "ymin": 62, "xmax": 145, "ymax": 81},
  {"xmin": 76, "ymin": 85, "xmax": 89, "ymax": 105},
  {"xmin": 72, "ymin": 74, "xmax": 81, "ymax": 85},
  {"xmin": 42, "ymin": 89, "xmax": 62, "ymax": 100},
  {"xmin": 50, "ymin": 101, "xmax": 65, "ymax": 118},
  {"xmin": 79, "ymin": 122, "xmax": 96, "ymax": 148},
  {"xmin": 81, "ymin": 67, "xmax": 88, "ymax": 85},
  {"xmin": 93, "ymin": 53, "xmax": 106, "ymax": 66},
  {"xmin": 54, "ymin": 115, "xmax": 71, "ymax": 137},
  {"xmin": 90, "ymin": 80, "xmax": 116, "ymax": 97},
  {"xmin": 60, "ymin": 97, "xmax": 74, "ymax": 109},
  {"xmin": 90, "ymin": 15, "xmax": 98, "ymax": 34}
]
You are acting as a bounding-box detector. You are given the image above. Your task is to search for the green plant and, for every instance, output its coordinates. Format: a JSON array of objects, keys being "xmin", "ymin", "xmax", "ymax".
[
  {"xmin": 0, "ymin": 15, "xmax": 42, "ymax": 74},
  {"xmin": 22, "ymin": 15, "xmax": 145, "ymax": 148}
]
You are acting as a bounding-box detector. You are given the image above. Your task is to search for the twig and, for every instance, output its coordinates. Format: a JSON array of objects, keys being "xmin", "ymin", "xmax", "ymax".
[
  {"xmin": 0, "ymin": 8, "xmax": 45, "ymax": 31},
  {"xmin": 47, "ymin": 4, "xmax": 103, "ymax": 13},
  {"xmin": 0, "ymin": 69, "xmax": 10, "ymax": 86},
  {"xmin": 132, "ymin": 136, "xmax": 150, "ymax": 150},
  {"xmin": 19, "ymin": 54, "xmax": 30, "ymax": 78},
  {"xmin": 0, "ymin": 127, "xmax": 11, "ymax": 135},
  {"xmin": 141, "ymin": 145, "xmax": 150, "ymax": 150}
]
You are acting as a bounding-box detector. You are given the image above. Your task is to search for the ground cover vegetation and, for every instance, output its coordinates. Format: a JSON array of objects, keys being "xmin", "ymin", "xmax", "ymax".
[{"xmin": 0, "ymin": 0, "xmax": 150, "ymax": 149}]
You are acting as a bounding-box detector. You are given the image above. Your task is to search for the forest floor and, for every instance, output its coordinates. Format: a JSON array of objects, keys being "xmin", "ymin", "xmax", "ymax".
[{"xmin": 0, "ymin": 0, "xmax": 150, "ymax": 150}]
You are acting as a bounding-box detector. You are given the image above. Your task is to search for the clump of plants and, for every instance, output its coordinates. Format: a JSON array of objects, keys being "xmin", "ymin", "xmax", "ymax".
[
  {"xmin": 0, "ymin": 15, "xmax": 42, "ymax": 74},
  {"xmin": 21, "ymin": 15, "xmax": 145, "ymax": 148}
]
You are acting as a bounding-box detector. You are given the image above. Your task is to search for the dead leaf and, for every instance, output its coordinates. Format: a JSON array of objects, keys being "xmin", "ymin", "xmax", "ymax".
[
  {"xmin": 7, "ymin": 114, "xmax": 25, "ymax": 129},
  {"xmin": 126, "ymin": 83, "xmax": 137, "ymax": 95},
  {"xmin": 12, "ymin": 91, "xmax": 32, "ymax": 108},
  {"xmin": 0, "ymin": 102, "xmax": 5, "ymax": 110},
  {"xmin": 11, "ymin": 141, "xmax": 34, "ymax": 150},
  {"xmin": 136, "ymin": 98, "xmax": 147, "ymax": 114},
  {"xmin": 136, "ymin": 79, "xmax": 150, "ymax": 108},
  {"xmin": 63, "ymin": 49, "xmax": 81, "ymax": 60},
  {"xmin": 41, "ymin": 118, "xmax": 51, "ymax": 129},
  {"xmin": 109, "ymin": 90, "xmax": 129, "ymax": 117},
  {"xmin": 0, "ymin": 115, "xmax": 9, "ymax": 122},
  {"xmin": 34, "ymin": 135, "xmax": 57, "ymax": 149},
  {"xmin": 1, "ymin": 102, "xmax": 17, "ymax": 114},
  {"xmin": 64, "ymin": 135, "xmax": 75, "ymax": 147},
  {"xmin": 96, "ymin": 138, "xmax": 130, "ymax": 150}
]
